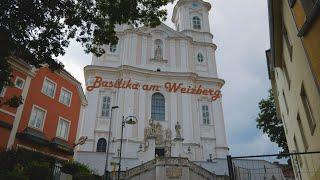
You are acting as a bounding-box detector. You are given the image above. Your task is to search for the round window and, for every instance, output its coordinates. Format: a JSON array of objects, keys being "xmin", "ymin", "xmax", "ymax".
[
  {"xmin": 110, "ymin": 44, "xmax": 117, "ymax": 53},
  {"xmin": 197, "ymin": 53, "xmax": 204, "ymax": 63}
]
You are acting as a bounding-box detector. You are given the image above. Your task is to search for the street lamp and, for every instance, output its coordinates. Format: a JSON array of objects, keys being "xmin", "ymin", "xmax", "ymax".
[
  {"xmin": 118, "ymin": 115, "xmax": 138, "ymax": 180},
  {"xmin": 104, "ymin": 106, "xmax": 119, "ymax": 180}
]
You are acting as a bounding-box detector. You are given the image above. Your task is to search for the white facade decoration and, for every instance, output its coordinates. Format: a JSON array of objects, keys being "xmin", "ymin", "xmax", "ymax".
[{"xmin": 76, "ymin": 0, "xmax": 229, "ymax": 175}]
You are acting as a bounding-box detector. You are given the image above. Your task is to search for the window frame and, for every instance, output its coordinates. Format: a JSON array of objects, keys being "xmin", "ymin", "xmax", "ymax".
[
  {"xmin": 100, "ymin": 96, "xmax": 111, "ymax": 118},
  {"xmin": 41, "ymin": 77, "xmax": 57, "ymax": 99},
  {"xmin": 151, "ymin": 93, "xmax": 165, "ymax": 121},
  {"xmin": 197, "ymin": 52, "xmax": 204, "ymax": 63},
  {"xmin": 192, "ymin": 16, "xmax": 201, "ymax": 30},
  {"xmin": 109, "ymin": 44, "xmax": 117, "ymax": 53},
  {"xmin": 96, "ymin": 138, "xmax": 107, "ymax": 152},
  {"xmin": 14, "ymin": 76, "xmax": 25, "ymax": 89},
  {"xmin": 56, "ymin": 117, "xmax": 71, "ymax": 141},
  {"xmin": 28, "ymin": 105, "xmax": 47, "ymax": 131},
  {"xmin": 201, "ymin": 104, "xmax": 211, "ymax": 125},
  {"xmin": 59, "ymin": 87, "xmax": 73, "ymax": 107},
  {"xmin": 297, "ymin": 113, "xmax": 309, "ymax": 151},
  {"xmin": 283, "ymin": 25, "xmax": 293, "ymax": 61},
  {"xmin": 282, "ymin": 90, "xmax": 289, "ymax": 114},
  {"xmin": 300, "ymin": 84, "xmax": 316, "ymax": 135}
]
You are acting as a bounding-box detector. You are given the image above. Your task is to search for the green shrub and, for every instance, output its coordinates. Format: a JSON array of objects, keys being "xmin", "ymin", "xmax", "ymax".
[
  {"xmin": 0, "ymin": 149, "xmax": 55, "ymax": 180},
  {"xmin": 61, "ymin": 160, "xmax": 93, "ymax": 178}
]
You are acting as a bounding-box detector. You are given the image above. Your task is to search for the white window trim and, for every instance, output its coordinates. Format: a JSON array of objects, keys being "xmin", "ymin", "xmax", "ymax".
[
  {"xmin": 28, "ymin": 104, "xmax": 47, "ymax": 131},
  {"xmin": 41, "ymin": 77, "xmax": 57, "ymax": 99},
  {"xmin": 196, "ymin": 50, "xmax": 206, "ymax": 65},
  {"xmin": 192, "ymin": 16, "xmax": 202, "ymax": 30},
  {"xmin": 100, "ymin": 95, "xmax": 112, "ymax": 119},
  {"xmin": 56, "ymin": 116, "xmax": 71, "ymax": 141},
  {"xmin": 199, "ymin": 101, "xmax": 213, "ymax": 126},
  {"xmin": 59, "ymin": 87, "xmax": 73, "ymax": 107},
  {"xmin": 14, "ymin": 76, "xmax": 25, "ymax": 89},
  {"xmin": 0, "ymin": 87, "xmax": 6, "ymax": 97}
]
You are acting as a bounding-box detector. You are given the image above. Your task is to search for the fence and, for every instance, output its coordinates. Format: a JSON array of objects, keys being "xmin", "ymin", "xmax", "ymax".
[{"xmin": 227, "ymin": 151, "xmax": 320, "ymax": 180}]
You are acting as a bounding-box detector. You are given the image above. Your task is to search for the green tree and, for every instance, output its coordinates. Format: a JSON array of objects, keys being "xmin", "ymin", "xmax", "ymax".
[
  {"xmin": 0, "ymin": 0, "xmax": 173, "ymax": 105},
  {"xmin": 256, "ymin": 89, "xmax": 289, "ymax": 157}
]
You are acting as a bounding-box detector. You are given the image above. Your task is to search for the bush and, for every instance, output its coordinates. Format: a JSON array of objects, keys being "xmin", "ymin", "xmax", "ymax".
[
  {"xmin": 27, "ymin": 161, "xmax": 52, "ymax": 180},
  {"xmin": 61, "ymin": 160, "xmax": 93, "ymax": 179},
  {"xmin": 0, "ymin": 149, "xmax": 55, "ymax": 180}
]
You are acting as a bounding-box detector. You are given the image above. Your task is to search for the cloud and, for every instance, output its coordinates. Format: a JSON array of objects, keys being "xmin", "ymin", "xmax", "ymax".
[{"xmin": 60, "ymin": 0, "xmax": 278, "ymax": 157}]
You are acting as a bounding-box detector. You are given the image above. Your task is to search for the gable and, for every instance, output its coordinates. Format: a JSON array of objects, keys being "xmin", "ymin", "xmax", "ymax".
[{"xmin": 133, "ymin": 23, "xmax": 191, "ymax": 40}]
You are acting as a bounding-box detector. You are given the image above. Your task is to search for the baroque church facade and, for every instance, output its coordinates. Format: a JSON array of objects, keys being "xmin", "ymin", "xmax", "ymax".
[{"xmin": 76, "ymin": 0, "xmax": 229, "ymax": 175}]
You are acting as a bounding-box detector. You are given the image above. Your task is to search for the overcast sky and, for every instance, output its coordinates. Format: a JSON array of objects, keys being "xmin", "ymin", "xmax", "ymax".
[{"xmin": 59, "ymin": 0, "xmax": 280, "ymax": 157}]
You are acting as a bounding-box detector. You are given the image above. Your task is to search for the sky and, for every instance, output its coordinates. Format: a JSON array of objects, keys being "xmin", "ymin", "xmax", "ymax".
[{"xmin": 59, "ymin": 0, "xmax": 281, "ymax": 157}]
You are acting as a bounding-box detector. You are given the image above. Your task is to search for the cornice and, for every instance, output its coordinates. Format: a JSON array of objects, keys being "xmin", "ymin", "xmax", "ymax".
[{"xmin": 84, "ymin": 65, "xmax": 225, "ymax": 86}]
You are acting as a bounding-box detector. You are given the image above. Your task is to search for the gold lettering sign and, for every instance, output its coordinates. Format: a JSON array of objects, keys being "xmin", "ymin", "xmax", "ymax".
[{"xmin": 86, "ymin": 76, "xmax": 222, "ymax": 101}]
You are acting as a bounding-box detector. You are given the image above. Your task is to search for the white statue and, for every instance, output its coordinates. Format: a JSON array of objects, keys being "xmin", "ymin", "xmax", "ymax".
[{"xmin": 175, "ymin": 122, "xmax": 182, "ymax": 138}]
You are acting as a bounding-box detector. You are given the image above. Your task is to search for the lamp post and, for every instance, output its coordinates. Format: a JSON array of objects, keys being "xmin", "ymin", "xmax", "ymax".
[
  {"xmin": 104, "ymin": 106, "xmax": 119, "ymax": 180},
  {"xmin": 118, "ymin": 115, "xmax": 138, "ymax": 180}
]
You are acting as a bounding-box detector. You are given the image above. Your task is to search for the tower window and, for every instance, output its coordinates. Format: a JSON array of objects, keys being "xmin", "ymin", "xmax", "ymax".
[
  {"xmin": 101, "ymin": 96, "xmax": 111, "ymax": 117},
  {"xmin": 192, "ymin": 16, "xmax": 201, "ymax": 30},
  {"xmin": 197, "ymin": 53, "xmax": 204, "ymax": 63},
  {"xmin": 96, "ymin": 138, "xmax": 107, "ymax": 152},
  {"xmin": 202, "ymin": 105, "xmax": 210, "ymax": 125},
  {"xmin": 110, "ymin": 44, "xmax": 117, "ymax": 53},
  {"xmin": 151, "ymin": 93, "xmax": 165, "ymax": 121}
]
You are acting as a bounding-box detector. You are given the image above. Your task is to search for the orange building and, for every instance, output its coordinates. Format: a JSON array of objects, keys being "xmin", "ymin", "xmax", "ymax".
[{"xmin": 0, "ymin": 58, "xmax": 87, "ymax": 160}]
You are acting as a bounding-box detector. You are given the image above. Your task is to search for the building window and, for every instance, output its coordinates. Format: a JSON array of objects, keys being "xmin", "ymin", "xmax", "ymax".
[
  {"xmin": 154, "ymin": 39, "xmax": 163, "ymax": 60},
  {"xmin": 297, "ymin": 113, "xmax": 309, "ymax": 150},
  {"xmin": 282, "ymin": 91, "xmax": 289, "ymax": 114},
  {"xmin": 29, "ymin": 105, "xmax": 46, "ymax": 130},
  {"xmin": 293, "ymin": 136, "xmax": 304, "ymax": 170},
  {"xmin": 0, "ymin": 87, "xmax": 6, "ymax": 97},
  {"xmin": 96, "ymin": 138, "xmax": 107, "ymax": 152},
  {"xmin": 59, "ymin": 88, "xmax": 72, "ymax": 106},
  {"xmin": 110, "ymin": 44, "xmax": 117, "ymax": 53},
  {"xmin": 42, "ymin": 77, "xmax": 56, "ymax": 98},
  {"xmin": 300, "ymin": 84, "xmax": 316, "ymax": 135},
  {"xmin": 192, "ymin": 16, "xmax": 201, "ymax": 30},
  {"xmin": 101, "ymin": 96, "xmax": 111, "ymax": 117},
  {"xmin": 283, "ymin": 60, "xmax": 291, "ymax": 89},
  {"xmin": 202, "ymin": 105, "xmax": 210, "ymax": 125},
  {"xmin": 300, "ymin": 0, "xmax": 315, "ymax": 15},
  {"xmin": 283, "ymin": 25, "xmax": 293, "ymax": 60},
  {"xmin": 151, "ymin": 93, "xmax": 165, "ymax": 121},
  {"xmin": 15, "ymin": 77, "xmax": 25, "ymax": 89},
  {"xmin": 56, "ymin": 118, "xmax": 70, "ymax": 140},
  {"xmin": 197, "ymin": 53, "xmax": 204, "ymax": 63}
]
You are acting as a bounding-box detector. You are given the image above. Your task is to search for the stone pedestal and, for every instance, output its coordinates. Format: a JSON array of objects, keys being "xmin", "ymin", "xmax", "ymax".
[{"xmin": 171, "ymin": 138, "xmax": 185, "ymax": 157}]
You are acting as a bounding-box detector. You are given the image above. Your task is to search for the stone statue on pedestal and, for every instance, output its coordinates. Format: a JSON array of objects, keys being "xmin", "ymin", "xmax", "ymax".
[{"xmin": 175, "ymin": 122, "xmax": 182, "ymax": 139}]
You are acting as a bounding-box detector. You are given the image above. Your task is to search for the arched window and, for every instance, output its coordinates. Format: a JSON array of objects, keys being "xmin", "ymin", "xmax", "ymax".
[
  {"xmin": 110, "ymin": 44, "xmax": 117, "ymax": 53},
  {"xmin": 96, "ymin": 138, "xmax": 107, "ymax": 152},
  {"xmin": 154, "ymin": 39, "xmax": 163, "ymax": 59},
  {"xmin": 197, "ymin": 53, "xmax": 204, "ymax": 63},
  {"xmin": 192, "ymin": 16, "xmax": 201, "ymax": 30},
  {"xmin": 101, "ymin": 96, "xmax": 111, "ymax": 117},
  {"xmin": 151, "ymin": 93, "xmax": 165, "ymax": 121}
]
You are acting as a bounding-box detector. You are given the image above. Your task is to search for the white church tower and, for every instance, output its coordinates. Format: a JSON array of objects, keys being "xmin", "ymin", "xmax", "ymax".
[
  {"xmin": 172, "ymin": 0, "xmax": 213, "ymax": 43},
  {"xmin": 76, "ymin": 0, "xmax": 229, "ymax": 175}
]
